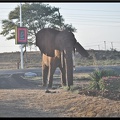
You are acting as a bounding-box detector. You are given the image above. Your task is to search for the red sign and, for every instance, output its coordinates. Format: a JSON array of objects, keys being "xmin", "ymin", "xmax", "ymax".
[{"xmin": 15, "ymin": 26, "xmax": 27, "ymax": 44}]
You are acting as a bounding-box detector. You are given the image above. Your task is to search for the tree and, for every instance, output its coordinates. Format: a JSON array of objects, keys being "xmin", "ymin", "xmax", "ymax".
[{"xmin": 0, "ymin": 3, "xmax": 76, "ymax": 47}]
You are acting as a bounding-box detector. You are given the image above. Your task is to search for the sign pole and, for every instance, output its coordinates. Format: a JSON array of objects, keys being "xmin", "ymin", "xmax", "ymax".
[{"xmin": 20, "ymin": 3, "xmax": 24, "ymax": 69}]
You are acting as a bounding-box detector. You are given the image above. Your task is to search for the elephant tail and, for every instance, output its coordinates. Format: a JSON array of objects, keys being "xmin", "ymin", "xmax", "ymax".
[{"xmin": 75, "ymin": 42, "xmax": 89, "ymax": 57}]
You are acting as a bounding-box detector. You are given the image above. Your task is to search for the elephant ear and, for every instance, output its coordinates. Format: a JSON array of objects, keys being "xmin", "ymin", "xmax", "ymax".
[
  {"xmin": 36, "ymin": 28, "xmax": 59, "ymax": 57},
  {"xmin": 75, "ymin": 42, "xmax": 89, "ymax": 57}
]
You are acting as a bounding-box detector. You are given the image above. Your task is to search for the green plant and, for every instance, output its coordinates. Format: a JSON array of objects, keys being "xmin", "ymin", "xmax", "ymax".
[{"xmin": 88, "ymin": 69, "xmax": 119, "ymax": 91}]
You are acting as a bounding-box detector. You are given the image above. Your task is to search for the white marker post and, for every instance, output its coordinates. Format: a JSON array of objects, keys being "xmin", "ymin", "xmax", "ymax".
[{"xmin": 20, "ymin": 3, "xmax": 24, "ymax": 69}]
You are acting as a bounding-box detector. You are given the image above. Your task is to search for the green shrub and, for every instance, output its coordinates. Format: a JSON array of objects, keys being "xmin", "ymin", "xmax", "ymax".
[{"xmin": 88, "ymin": 69, "xmax": 119, "ymax": 91}]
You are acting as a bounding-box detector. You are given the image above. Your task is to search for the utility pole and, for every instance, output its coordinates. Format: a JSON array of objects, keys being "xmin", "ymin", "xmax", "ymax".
[
  {"xmin": 111, "ymin": 42, "xmax": 113, "ymax": 51},
  {"xmin": 104, "ymin": 41, "xmax": 106, "ymax": 51},
  {"xmin": 58, "ymin": 9, "xmax": 62, "ymax": 30},
  {"xmin": 20, "ymin": 3, "xmax": 24, "ymax": 69}
]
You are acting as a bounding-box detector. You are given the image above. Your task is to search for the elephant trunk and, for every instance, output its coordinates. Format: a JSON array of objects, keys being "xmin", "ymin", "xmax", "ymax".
[{"xmin": 65, "ymin": 50, "xmax": 73, "ymax": 87}]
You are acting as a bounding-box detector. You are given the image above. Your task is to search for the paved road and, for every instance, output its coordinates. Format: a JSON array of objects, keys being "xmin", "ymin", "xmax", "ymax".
[
  {"xmin": 0, "ymin": 65, "xmax": 120, "ymax": 76},
  {"xmin": 0, "ymin": 68, "xmax": 42, "ymax": 76}
]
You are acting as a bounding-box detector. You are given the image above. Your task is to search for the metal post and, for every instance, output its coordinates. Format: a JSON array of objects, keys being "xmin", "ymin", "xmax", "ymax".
[
  {"xmin": 104, "ymin": 41, "xmax": 106, "ymax": 51},
  {"xmin": 20, "ymin": 3, "xmax": 24, "ymax": 69},
  {"xmin": 111, "ymin": 42, "xmax": 113, "ymax": 51}
]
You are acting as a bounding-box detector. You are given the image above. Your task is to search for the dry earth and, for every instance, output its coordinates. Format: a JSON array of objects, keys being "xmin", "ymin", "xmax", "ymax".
[
  {"xmin": 0, "ymin": 51, "xmax": 120, "ymax": 117},
  {"xmin": 0, "ymin": 72, "xmax": 120, "ymax": 118}
]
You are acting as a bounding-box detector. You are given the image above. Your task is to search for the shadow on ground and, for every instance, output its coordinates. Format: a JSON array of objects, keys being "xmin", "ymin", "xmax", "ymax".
[
  {"xmin": 0, "ymin": 73, "xmax": 42, "ymax": 89},
  {"xmin": 0, "ymin": 73, "xmax": 61, "ymax": 90}
]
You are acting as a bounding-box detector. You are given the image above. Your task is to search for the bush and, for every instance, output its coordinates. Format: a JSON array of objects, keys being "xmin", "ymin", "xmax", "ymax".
[{"xmin": 88, "ymin": 69, "xmax": 119, "ymax": 91}]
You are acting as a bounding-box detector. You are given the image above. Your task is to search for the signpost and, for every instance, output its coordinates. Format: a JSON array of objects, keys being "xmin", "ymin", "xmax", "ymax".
[{"xmin": 15, "ymin": 3, "xmax": 27, "ymax": 69}]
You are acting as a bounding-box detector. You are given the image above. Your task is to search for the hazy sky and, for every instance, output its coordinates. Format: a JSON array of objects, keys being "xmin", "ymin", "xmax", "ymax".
[{"xmin": 0, "ymin": 2, "xmax": 120, "ymax": 53}]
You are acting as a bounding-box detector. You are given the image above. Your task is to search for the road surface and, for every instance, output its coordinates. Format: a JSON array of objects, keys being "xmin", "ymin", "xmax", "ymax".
[{"xmin": 0, "ymin": 65, "xmax": 120, "ymax": 76}]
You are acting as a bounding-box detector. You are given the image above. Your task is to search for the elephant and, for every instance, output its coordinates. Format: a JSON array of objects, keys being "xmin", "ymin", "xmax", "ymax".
[{"xmin": 36, "ymin": 28, "xmax": 89, "ymax": 89}]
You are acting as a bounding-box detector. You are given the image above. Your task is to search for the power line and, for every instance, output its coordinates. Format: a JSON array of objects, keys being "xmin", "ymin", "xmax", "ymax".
[
  {"xmin": 1, "ymin": 6, "xmax": 120, "ymax": 13},
  {"xmin": 1, "ymin": 13, "xmax": 120, "ymax": 21},
  {"xmin": 60, "ymin": 8, "xmax": 120, "ymax": 13},
  {"xmin": 65, "ymin": 16, "xmax": 120, "ymax": 20},
  {"xmin": 1, "ymin": 16, "xmax": 120, "ymax": 23},
  {"xmin": 68, "ymin": 22, "xmax": 120, "ymax": 27},
  {"xmin": 65, "ymin": 18, "xmax": 120, "ymax": 23}
]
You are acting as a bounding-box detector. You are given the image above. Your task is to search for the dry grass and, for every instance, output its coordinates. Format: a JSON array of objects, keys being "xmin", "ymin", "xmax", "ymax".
[{"xmin": 1, "ymin": 50, "xmax": 120, "ymax": 70}]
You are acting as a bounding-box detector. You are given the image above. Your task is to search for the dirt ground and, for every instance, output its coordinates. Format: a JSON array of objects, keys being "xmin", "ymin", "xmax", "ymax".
[{"xmin": 0, "ymin": 71, "xmax": 120, "ymax": 118}]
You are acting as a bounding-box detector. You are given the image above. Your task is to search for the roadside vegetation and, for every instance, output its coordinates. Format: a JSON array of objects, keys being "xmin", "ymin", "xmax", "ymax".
[
  {"xmin": 62, "ymin": 69, "xmax": 120, "ymax": 101},
  {"xmin": 0, "ymin": 49, "xmax": 120, "ymax": 69}
]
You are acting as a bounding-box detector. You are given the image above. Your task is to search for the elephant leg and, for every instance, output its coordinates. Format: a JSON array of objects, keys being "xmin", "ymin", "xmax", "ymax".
[
  {"xmin": 59, "ymin": 53, "xmax": 66, "ymax": 86},
  {"xmin": 42, "ymin": 64, "xmax": 49, "ymax": 87},
  {"xmin": 65, "ymin": 50, "xmax": 73, "ymax": 87},
  {"xmin": 47, "ymin": 61, "xmax": 56, "ymax": 88},
  {"xmin": 59, "ymin": 66, "xmax": 66, "ymax": 87}
]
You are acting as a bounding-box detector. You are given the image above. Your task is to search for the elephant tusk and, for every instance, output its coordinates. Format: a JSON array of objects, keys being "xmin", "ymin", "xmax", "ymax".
[
  {"xmin": 72, "ymin": 51, "xmax": 76, "ymax": 71},
  {"xmin": 61, "ymin": 51, "xmax": 64, "ymax": 68}
]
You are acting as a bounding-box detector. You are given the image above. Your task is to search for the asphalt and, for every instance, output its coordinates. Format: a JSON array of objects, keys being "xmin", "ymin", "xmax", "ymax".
[{"xmin": 0, "ymin": 65, "xmax": 120, "ymax": 76}]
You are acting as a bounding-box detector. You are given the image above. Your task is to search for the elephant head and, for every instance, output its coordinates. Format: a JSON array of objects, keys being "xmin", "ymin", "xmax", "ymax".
[
  {"xmin": 36, "ymin": 28, "xmax": 89, "ymax": 87},
  {"xmin": 36, "ymin": 28, "xmax": 59, "ymax": 57}
]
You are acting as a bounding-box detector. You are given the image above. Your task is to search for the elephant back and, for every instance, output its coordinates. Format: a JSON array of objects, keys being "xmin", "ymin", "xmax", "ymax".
[{"xmin": 55, "ymin": 30, "xmax": 77, "ymax": 51}]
